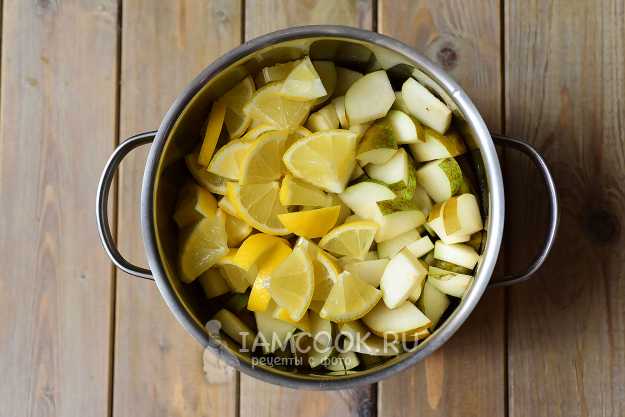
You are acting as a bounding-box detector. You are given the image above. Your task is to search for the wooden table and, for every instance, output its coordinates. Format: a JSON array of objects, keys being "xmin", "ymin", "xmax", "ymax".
[{"xmin": 1, "ymin": 1, "xmax": 623, "ymax": 416}]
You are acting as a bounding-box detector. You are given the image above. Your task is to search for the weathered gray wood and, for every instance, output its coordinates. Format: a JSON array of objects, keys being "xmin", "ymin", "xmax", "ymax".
[
  {"xmin": 505, "ymin": 1, "xmax": 625, "ymax": 416},
  {"xmin": 0, "ymin": 1, "xmax": 119, "ymax": 416},
  {"xmin": 378, "ymin": 1, "xmax": 506, "ymax": 416},
  {"xmin": 114, "ymin": 1, "xmax": 241, "ymax": 416}
]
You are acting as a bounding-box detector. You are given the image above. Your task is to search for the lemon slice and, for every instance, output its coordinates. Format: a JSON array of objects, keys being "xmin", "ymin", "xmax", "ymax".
[
  {"xmin": 226, "ymin": 181, "xmax": 289, "ymax": 235},
  {"xmin": 233, "ymin": 233, "xmax": 291, "ymax": 271},
  {"xmin": 313, "ymin": 250, "xmax": 340, "ymax": 301},
  {"xmin": 220, "ymin": 209, "xmax": 252, "ymax": 247},
  {"xmin": 217, "ymin": 195, "xmax": 241, "ymax": 218},
  {"xmin": 216, "ymin": 249, "xmax": 255, "ymax": 292},
  {"xmin": 277, "ymin": 206, "xmax": 341, "ymax": 238},
  {"xmin": 273, "ymin": 307, "xmax": 311, "ymax": 332},
  {"xmin": 319, "ymin": 271, "xmax": 382, "ymax": 322},
  {"xmin": 185, "ymin": 153, "xmax": 227, "ymax": 195},
  {"xmin": 228, "ymin": 182, "xmax": 287, "ymax": 234},
  {"xmin": 173, "ymin": 182, "xmax": 218, "ymax": 228},
  {"xmin": 220, "ymin": 76, "xmax": 255, "ymax": 138},
  {"xmin": 247, "ymin": 242, "xmax": 292, "ymax": 312},
  {"xmin": 240, "ymin": 124, "xmax": 278, "ymax": 143},
  {"xmin": 239, "ymin": 130, "xmax": 288, "ymax": 184},
  {"xmin": 318, "ymin": 220, "xmax": 378, "ymax": 259},
  {"xmin": 255, "ymin": 60, "xmax": 298, "ymax": 87},
  {"xmin": 285, "ymin": 126, "xmax": 312, "ymax": 148},
  {"xmin": 268, "ymin": 246, "xmax": 314, "ymax": 321},
  {"xmin": 207, "ymin": 139, "xmax": 251, "ymax": 180},
  {"xmin": 282, "ymin": 129, "xmax": 357, "ymax": 193},
  {"xmin": 279, "ymin": 174, "xmax": 333, "ymax": 207},
  {"xmin": 178, "ymin": 211, "xmax": 229, "ymax": 283},
  {"xmin": 280, "ymin": 56, "xmax": 327, "ymax": 101},
  {"xmin": 243, "ymin": 82, "xmax": 312, "ymax": 130},
  {"xmin": 198, "ymin": 100, "xmax": 226, "ymax": 166}
]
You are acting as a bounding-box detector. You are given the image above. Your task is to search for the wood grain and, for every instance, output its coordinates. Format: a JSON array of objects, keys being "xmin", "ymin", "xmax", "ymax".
[
  {"xmin": 377, "ymin": 1, "xmax": 506, "ymax": 416},
  {"xmin": 113, "ymin": 1, "xmax": 241, "ymax": 416},
  {"xmin": 240, "ymin": 2, "xmax": 375, "ymax": 417},
  {"xmin": 505, "ymin": 1, "xmax": 625, "ymax": 416},
  {"xmin": 0, "ymin": 1, "xmax": 119, "ymax": 416}
]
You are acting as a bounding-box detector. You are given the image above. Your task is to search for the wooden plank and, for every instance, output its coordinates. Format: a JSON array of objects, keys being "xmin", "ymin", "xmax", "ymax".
[
  {"xmin": 240, "ymin": 2, "xmax": 375, "ymax": 416},
  {"xmin": 113, "ymin": 1, "xmax": 241, "ymax": 417},
  {"xmin": 377, "ymin": 1, "xmax": 506, "ymax": 416},
  {"xmin": 0, "ymin": 1, "xmax": 119, "ymax": 417},
  {"xmin": 505, "ymin": 1, "xmax": 625, "ymax": 416}
]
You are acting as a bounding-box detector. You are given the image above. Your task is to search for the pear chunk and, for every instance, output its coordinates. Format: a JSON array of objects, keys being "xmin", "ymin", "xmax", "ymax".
[
  {"xmin": 380, "ymin": 250, "xmax": 427, "ymax": 308},
  {"xmin": 401, "ymin": 78, "xmax": 452, "ymax": 134},
  {"xmin": 346, "ymin": 70, "xmax": 395, "ymax": 125}
]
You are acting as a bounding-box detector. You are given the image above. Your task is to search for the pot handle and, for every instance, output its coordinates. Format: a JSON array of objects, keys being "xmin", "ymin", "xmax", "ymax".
[
  {"xmin": 488, "ymin": 134, "xmax": 559, "ymax": 288},
  {"xmin": 96, "ymin": 131, "xmax": 157, "ymax": 280}
]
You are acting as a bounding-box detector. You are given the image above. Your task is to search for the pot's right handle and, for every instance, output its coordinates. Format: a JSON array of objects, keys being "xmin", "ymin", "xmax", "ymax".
[
  {"xmin": 489, "ymin": 134, "xmax": 559, "ymax": 288},
  {"xmin": 96, "ymin": 131, "xmax": 156, "ymax": 280}
]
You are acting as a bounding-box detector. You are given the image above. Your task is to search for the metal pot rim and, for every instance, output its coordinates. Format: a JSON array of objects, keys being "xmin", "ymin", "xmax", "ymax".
[{"xmin": 140, "ymin": 25, "xmax": 504, "ymax": 389}]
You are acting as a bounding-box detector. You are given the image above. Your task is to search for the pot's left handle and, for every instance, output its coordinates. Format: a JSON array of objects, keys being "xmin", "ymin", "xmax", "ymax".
[{"xmin": 96, "ymin": 131, "xmax": 157, "ymax": 280}]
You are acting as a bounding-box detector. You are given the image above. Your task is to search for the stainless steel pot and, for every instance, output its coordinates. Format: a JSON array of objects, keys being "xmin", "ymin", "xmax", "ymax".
[{"xmin": 96, "ymin": 26, "xmax": 558, "ymax": 389}]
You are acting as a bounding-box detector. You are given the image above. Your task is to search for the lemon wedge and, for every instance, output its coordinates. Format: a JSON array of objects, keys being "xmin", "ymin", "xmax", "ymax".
[
  {"xmin": 178, "ymin": 211, "xmax": 229, "ymax": 283},
  {"xmin": 268, "ymin": 246, "xmax": 314, "ymax": 321},
  {"xmin": 282, "ymin": 129, "xmax": 357, "ymax": 193},
  {"xmin": 226, "ymin": 181, "xmax": 289, "ymax": 235},
  {"xmin": 273, "ymin": 307, "xmax": 311, "ymax": 332},
  {"xmin": 277, "ymin": 206, "xmax": 341, "ymax": 238},
  {"xmin": 173, "ymin": 182, "xmax": 218, "ymax": 228},
  {"xmin": 233, "ymin": 234, "xmax": 291, "ymax": 271},
  {"xmin": 220, "ymin": 209, "xmax": 252, "ymax": 247},
  {"xmin": 185, "ymin": 153, "xmax": 227, "ymax": 195},
  {"xmin": 216, "ymin": 249, "xmax": 255, "ymax": 292},
  {"xmin": 279, "ymin": 174, "xmax": 333, "ymax": 207},
  {"xmin": 319, "ymin": 271, "xmax": 382, "ymax": 322},
  {"xmin": 239, "ymin": 124, "xmax": 278, "ymax": 143},
  {"xmin": 285, "ymin": 126, "xmax": 312, "ymax": 149},
  {"xmin": 220, "ymin": 75, "xmax": 255, "ymax": 138},
  {"xmin": 243, "ymin": 82, "xmax": 312, "ymax": 130},
  {"xmin": 207, "ymin": 139, "xmax": 251, "ymax": 180},
  {"xmin": 239, "ymin": 130, "xmax": 288, "ymax": 184},
  {"xmin": 198, "ymin": 100, "xmax": 226, "ymax": 166},
  {"xmin": 247, "ymin": 240, "xmax": 292, "ymax": 312},
  {"xmin": 313, "ymin": 250, "xmax": 340, "ymax": 301},
  {"xmin": 318, "ymin": 220, "xmax": 378, "ymax": 259},
  {"xmin": 279, "ymin": 56, "xmax": 327, "ymax": 101}
]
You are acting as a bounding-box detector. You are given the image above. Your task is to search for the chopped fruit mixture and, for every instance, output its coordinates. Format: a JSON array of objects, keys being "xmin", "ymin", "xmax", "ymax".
[{"xmin": 175, "ymin": 56, "xmax": 485, "ymax": 375}]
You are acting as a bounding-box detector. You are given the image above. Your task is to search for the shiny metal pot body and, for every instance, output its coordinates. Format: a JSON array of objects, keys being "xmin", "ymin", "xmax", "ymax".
[{"xmin": 97, "ymin": 26, "xmax": 558, "ymax": 389}]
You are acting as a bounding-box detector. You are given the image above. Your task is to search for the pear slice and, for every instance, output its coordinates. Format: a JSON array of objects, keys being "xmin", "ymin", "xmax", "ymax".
[
  {"xmin": 428, "ymin": 266, "xmax": 473, "ymax": 297},
  {"xmin": 442, "ymin": 193, "xmax": 484, "ymax": 236},
  {"xmin": 434, "ymin": 241, "xmax": 480, "ymax": 269},
  {"xmin": 466, "ymin": 231, "xmax": 485, "ymax": 251},
  {"xmin": 416, "ymin": 281, "xmax": 450, "ymax": 328},
  {"xmin": 334, "ymin": 67, "xmax": 364, "ymax": 97},
  {"xmin": 350, "ymin": 163, "xmax": 365, "ymax": 181},
  {"xmin": 375, "ymin": 209, "xmax": 425, "ymax": 242},
  {"xmin": 343, "ymin": 259, "xmax": 389, "ymax": 287},
  {"xmin": 409, "ymin": 128, "xmax": 467, "ymax": 162},
  {"xmin": 405, "ymin": 235, "xmax": 435, "ymax": 259},
  {"xmin": 387, "ymin": 109, "xmax": 425, "ymax": 144},
  {"xmin": 362, "ymin": 301, "xmax": 431, "ymax": 338},
  {"xmin": 198, "ymin": 268, "xmax": 230, "ymax": 299},
  {"xmin": 430, "ymin": 259, "xmax": 473, "ymax": 274},
  {"xmin": 255, "ymin": 305, "xmax": 297, "ymax": 353},
  {"xmin": 377, "ymin": 229, "xmax": 421, "ymax": 259},
  {"xmin": 392, "ymin": 91, "xmax": 411, "ymax": 113},
  {"xmin": 306, "ymin": 102, "xmax": 340, "ymax": 131},
  {"xmin": 401, "ymin": 78, "xmax": 452, "ymax": 134},
  {"xmin": 345, "ymin": 70, "xmax": 395, "ymax": 125},
  {"xmin": 212, "ymin": 309, "xmax": 256, "ymax": 350},
  {"xmin": 427, "ymin": 202, "xmax": 470, "ymax": 244},
  {"xmin": 365, "ymin": 147, "xmax": 412, "ymax": 186},
  {"xmin": 380, "ymin": 250, "xmax": 426, "ymax": 308},
  {"xmin": 332, "ymin": 96, "xmax": 349, "ymax": 128},
  {"xmin": 415, "ymin": 157, "xmax": 463, "ymax": 203},
  {"xmin": 339, "ymin": 181, "xmax": 396, "ymax": 218},
  {"xmin": 356, "ymin": 118, "xmax": 398, "ymax": 165},
  {"xmin": 325, "ymin": 351, "xmax": 360, "ymax": 371},
  {"xmin": 339, "ymin": 320, "xmax": 400, "ymax": 356}
]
